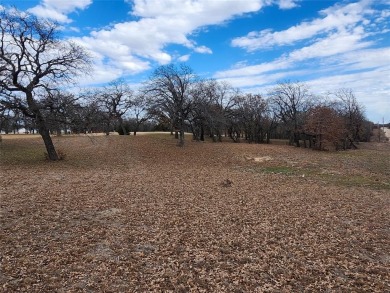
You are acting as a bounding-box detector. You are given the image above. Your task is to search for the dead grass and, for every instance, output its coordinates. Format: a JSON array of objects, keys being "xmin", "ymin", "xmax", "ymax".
[{"xmin": 1, "ymin": 134, "xmax": 389, "ymax": 292}]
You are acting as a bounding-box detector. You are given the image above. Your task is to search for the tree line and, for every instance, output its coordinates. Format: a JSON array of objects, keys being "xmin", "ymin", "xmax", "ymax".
[{"xmin": 0, "ymin": 10, "xmax": 373, "ymax": 160}]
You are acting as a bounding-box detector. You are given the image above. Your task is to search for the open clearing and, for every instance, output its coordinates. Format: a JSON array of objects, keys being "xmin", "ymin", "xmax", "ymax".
[{"xmin": 1, "ymin": 133, "xmax": 389, "ymax": 292}]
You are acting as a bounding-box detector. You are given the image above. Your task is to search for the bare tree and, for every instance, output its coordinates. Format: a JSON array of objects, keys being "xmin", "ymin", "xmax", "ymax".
[
  {"xmin": 190, "ymin": 79, "xmax": 224, "ymax": 141},
  {"xmin": 190, "ymin": 79, "xmax": 240, "ymax": 142},
  {"xmin": 209, "ymin": 81, "xmax": 240, "ymax": 141},
  {"xmin": 235, "ymin": 93, "xmax": 273, "ymax": 143},
  {"xmin": 0, "ymin": 107, "xmax": 22, "ymax": 134},
  {"xmin": 333, "ymin": 89, "xmax": 365, "ymax": 149},
  {"xmin": 0, "ymin": 10, "xmax": 90, "ymax": 160},
  {"xmin": 33, "ymin": 91, "xmax": 82, "ymax": 135},
  {"xmin": 129, "ymin": 93, "xmax": 150, "ymax": 136},
  {"xmin": 269, "ymin": 81, "xmax": 313, "ymax": 147},
  {"xmin": 70, "ymin": 99, "xmax": 108, "ymax": 134},
  {"xmin": 96, "ymin": 79, "xmax": 134, "ymax": 135},
  {"xmin": 145, "ymin": 64, "xmax": 196, "ymax": 146}
]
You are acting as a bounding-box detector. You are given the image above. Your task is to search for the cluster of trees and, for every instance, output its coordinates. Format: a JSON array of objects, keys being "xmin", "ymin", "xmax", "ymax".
[
  {"xmin": 145, "ymin": 64, "xmax": 371, "ymax": 151},
  {"xmin": 0, "ymin": 10, "xmax": 373, "ymax": 160},
  {"xmin": 0, "ymin": 86, "xmax": 151, "ymax": 136}
]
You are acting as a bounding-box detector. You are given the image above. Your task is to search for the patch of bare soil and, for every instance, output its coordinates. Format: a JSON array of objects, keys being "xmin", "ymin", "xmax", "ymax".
[{"xmin": 1, "ymin": 134, "xmax": 389, "ymax": 292}]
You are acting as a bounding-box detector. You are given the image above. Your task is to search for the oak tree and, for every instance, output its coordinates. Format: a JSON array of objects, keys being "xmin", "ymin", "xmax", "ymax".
[
  {"xmin": 333, "ymin": 89, "xmax": 365, "ymax": 148},
  {"xmin": 269, "ymin": 81, "xmax": 312, "ymax": 147},
  {"xmin": 0, "ymin": 10, "xmax": 90, "ymax": 160},
  {"xmin": 304, "ymin": 105, "xmax": 345, "ymax": 150},
  {"xmin": 145, "ymin": 64, "xmax": 195, "ymax": 146},
  {"xmin": 96, "ymin": 79, "xmax": 134, "ymax": 135}
]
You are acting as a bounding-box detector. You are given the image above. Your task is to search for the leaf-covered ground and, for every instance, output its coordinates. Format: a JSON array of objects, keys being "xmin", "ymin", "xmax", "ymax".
[{"xmin": 1, "ymin": 134, "xmax": 389, "ymax": 292}]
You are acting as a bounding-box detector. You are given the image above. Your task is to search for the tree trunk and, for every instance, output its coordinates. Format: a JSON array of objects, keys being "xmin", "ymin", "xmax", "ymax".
[
  {"xmin": 26, "ymin": 92, "xmax": 59, "ymax": 160},
  {"xmin": 134, "ymin": 122, "xmax": 141, "ymax": 136},
  {"xmin": 118, "ymin": 117, "xmax": 128, "ymax": 135},
  {"xmin": 289, "ymin": 135, "xmax": 294, "ymax": 145},
  {"xmin": 200, "ymin": 125, "xmax": 205, "ymax": 141},
  {"xmin": 121, "ymin": 125, "xmax": 127, "ymax": 135},
  {"xmin": 38, "ymin": 121, "xmax": 59, "ymax": 160},
  {"xmin": 294, "ymin": 132, "xmax": 300, "ymax": 147},
  {"xmin": 177, "ymin": 129, "xmax": 185, "ymax": 147}
]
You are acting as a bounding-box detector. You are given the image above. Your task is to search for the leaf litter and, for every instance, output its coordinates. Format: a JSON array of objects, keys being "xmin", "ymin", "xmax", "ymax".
[{"xmin": 0, "ymin": 134, "xmax": 389, "ymax": 292}]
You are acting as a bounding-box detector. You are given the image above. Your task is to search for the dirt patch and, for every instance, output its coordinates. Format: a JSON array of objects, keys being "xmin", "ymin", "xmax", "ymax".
[
  {"xmin": 244, "ymin": 155, "xmax": 273, "ymax": 163},
  {"xmin": 383, "ymin": 127, "xmax": 390, "ymax": 139},
  {"xmin": 1, "ymin": 134, "xmax": 389, "ymax": 292}
]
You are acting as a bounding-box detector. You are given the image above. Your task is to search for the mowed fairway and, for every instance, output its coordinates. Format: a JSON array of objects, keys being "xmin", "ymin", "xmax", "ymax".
[{"xmin": 1, "ymin": 134, "xmax": 389, "ymax": 292}]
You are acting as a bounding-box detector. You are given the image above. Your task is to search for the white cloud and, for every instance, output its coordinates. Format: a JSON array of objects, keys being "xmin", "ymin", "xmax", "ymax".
[
  {"xmin": 215, "ymin": 58, "xmax": 292, "ymax": 78},
  {"xmin": 305, "ymin": 67, "xmax": 390, "ymax": 122},
  {"xmin": 194, "ymin": 45, "xmax": 213, "ymax": 54},
  {"xmin": 218, "ymin": 69, "xmax": 308, "ymax": 88},
  {"xmin": 69, "ymin": 26, "xmax": 81, "ymax": 33},
  {"xmin": 40, "ymin": 0, "xmax": 92, "ymax": 12},
  {"xmin": 131, "ymin": 0, "xmax": 264, "ymax": 21},
  {"xmin": 214, "ymin": 0, "xmax": 389, "ymax": 122},
  {"xmin": 73, "ymin": 36, "xmax": 151, "ymax": 77},
  {"xmin": 306, "ymin": 67, "xmax": 390, "ymax": 99},
  {"xmin": 217, "ymin": 0, "xmax": 385, "ymax": 81},
  {"xmin": 335, "ymin": 47, "xmax": 390, "ymax": 70},
  {"xmin": 73, "ymin": 0, "xmax": 268, "ymax": 83},
  {"xmin": 380, "ymin": 9, "xmax": 390, "ymax": 18},
  {"xmin": 277, "ymin": 0, "xmax": 300, "ymax": 10},
  {"xmin": 216, "ymin": 35, "xmax": 389, "ymax": 85},
  {"xmin": 288, "ymin": 28, "xmax": 372, "ymax": 61},
  {"xmin": 178, "ymin": 54, "xmax": 191, "ymax": 62},
  {"xmin": 220, "ymin": 28, "xmax": 372, "ymax": 79},
  {"xmin": 28, "ymin": 0, "xmax": 92, "ymax": 23},
  {"xmin": 78, "ymin": 64, "xmax": 124, "ymax": 86},
  {"xmin": 217, "ymin": 58, "xmax": 390, "ymax": 122},
  {"xmin": 231, "ymin": 0, "xmax": 371, "ymax": 51},
  {"xmin": 28, "ymin": 6, "xmax": 69, "ymax": 22}
]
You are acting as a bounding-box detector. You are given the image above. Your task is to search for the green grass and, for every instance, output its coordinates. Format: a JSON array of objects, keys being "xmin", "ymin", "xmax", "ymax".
[
  {"xmin": 248, "ymin": 163, "xmax": 390, "ymax": 190},
  {"xmin": 317, "ymin": 173, "xmax": 390, "ymax": 190},
  {"xmin": 260, "ymin": 166, "xmax": 296, "ymax": 175},
  {"xmin": 237, "ymin": 145, "xmax": 390, "ymax": 190}
]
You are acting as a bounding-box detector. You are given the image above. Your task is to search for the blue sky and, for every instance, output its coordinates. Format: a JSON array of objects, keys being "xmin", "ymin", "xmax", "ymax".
[{"xmin": 1, "ymin": 0, "xmax": 389, "ymax": 122}]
